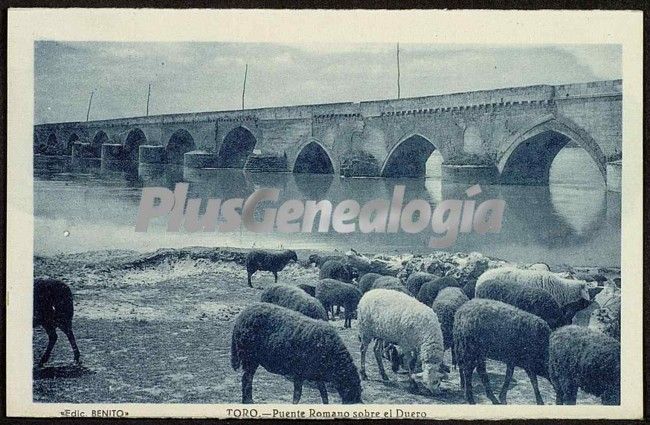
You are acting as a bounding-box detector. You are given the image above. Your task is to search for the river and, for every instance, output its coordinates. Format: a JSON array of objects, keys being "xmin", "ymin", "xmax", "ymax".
[{"xmin": 33, "ymin": 148, "xmax": 620, "ymax": 267}]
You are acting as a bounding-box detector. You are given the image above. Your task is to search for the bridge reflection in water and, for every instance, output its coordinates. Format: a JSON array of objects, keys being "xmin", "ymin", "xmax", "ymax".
[{"xmin": 33, "ymin": 148, "xmax": 620, "ymax": 267}]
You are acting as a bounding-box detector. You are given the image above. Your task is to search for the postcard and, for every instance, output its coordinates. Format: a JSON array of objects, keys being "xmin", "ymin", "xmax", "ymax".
[{"xmin": 6, "ymin": 8, "xmax": 644, "ymax": 419}]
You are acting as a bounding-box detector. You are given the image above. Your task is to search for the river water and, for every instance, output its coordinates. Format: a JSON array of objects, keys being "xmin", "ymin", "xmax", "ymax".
[{"xmin": 33, "ymin": 148, "xmax": 620, "ymax": 267}]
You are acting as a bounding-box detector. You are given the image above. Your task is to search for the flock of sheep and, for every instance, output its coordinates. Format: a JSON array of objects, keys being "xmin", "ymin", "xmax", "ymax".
[
  {"xmin": 33, "ymin": 248, "xmax": 620, "ymax": 406},
  {"xmin": 232, "ymin": 249, "xmax": 621, "ymax": 405}
]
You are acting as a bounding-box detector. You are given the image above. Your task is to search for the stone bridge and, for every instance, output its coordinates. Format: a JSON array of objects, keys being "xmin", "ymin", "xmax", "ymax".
[{"xmin": 34, "ymin": 79, "xmax": 622, "ymax": 188}]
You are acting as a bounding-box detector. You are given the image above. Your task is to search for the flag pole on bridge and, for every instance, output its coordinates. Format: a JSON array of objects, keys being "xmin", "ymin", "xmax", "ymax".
[
  {"xmin": 86, "ymin": 90, "xmax": 94, "ymax": 122},
  {"xmin": 146, "ymin": 83, "xmax": 151, "ymax": 117},
  {"xmin": 242, "ymin": 64, "xmax": 248, "ymax": 110},
  {"xmin": 396, "ymin": 42, "xmax": 401, "ymax": 99}
]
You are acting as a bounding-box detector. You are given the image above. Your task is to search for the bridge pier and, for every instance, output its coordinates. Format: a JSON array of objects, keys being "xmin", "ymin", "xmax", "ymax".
[
  {"xmin": 340, "ymin": 151, "xmax": 380, "ymax": 177},
  {"xmin": 100, "ymin": 143, "xmax": 131, "ymax": 172},
  {"xmin": 138, "ymin": 163, "xmax": 168, "ymax": 185},
  {"xmin": 101, "ymin": 143, "xmax": 125, "ymax": 161},
  {"xmin": 441, "ymin": 164, "xmax": 500, "ymax": 185},
  {"xmin": 139, "ymin": 145, "xmax": 166, "ymax": 164},
  {"xmin": 71, "ymin": 142, "xmax": 95, "ymax": 160},
  {"xmin": 184, "ymin": 150, "xmax": 219, "ymax": 168},
  {"xmin": 606, "ymin": 160, "xmax": 621, "ymax": 192},
  {"xmin": 244, "ymin": 153, "xmax": 288, "ymax": 172}
]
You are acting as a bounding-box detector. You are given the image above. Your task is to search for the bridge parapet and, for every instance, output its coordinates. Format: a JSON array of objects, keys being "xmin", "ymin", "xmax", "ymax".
[
  {"xmin": 34, "ymin": 80, "xmax": 621, "ymax": 130},
  {"xmin": 553, "ymin": 79, "xmax": 622, "ymax": 99}
]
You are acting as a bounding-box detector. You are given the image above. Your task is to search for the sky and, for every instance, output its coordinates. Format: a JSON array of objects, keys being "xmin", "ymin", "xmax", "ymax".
[{"xmin": 34, "ymin": 42, "xmax": 621, "ymax": 124}]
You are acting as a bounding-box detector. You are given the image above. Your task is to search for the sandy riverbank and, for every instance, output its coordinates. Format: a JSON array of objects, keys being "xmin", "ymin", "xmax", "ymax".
[{"xmin": 32, "ymin": 247, "xmax": 617, "ymax": 404}]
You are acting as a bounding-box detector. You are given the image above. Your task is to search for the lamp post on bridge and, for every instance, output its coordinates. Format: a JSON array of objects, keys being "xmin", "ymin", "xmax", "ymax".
[
  {"xmin": 242, "ymin": 63, "xmax": 248, "ymax": 110},
  {"xmin": 396, "ymin": 42, "xmax": 401, "ymax": 99},
  {"xmin": 146, "ymin": 83, "xmax": 151, "ymax": 117},
  {"xmin": 86, "ymin": 90, "xmax": 94, "ymax": 122}
]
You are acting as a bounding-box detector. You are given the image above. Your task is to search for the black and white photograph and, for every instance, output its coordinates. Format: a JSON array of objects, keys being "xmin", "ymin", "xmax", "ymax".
[{"xmin": 6, "ymin": 9, "xmax": 644, "ymax": 419}]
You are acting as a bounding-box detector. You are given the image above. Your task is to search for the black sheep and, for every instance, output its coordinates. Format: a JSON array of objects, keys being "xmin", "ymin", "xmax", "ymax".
[
  {"xmin": 474, "ymin": 278, "xmax": 568, "ymax": 329},
  {"xmin": 405, "ymin": 272, "xmax": 439, "ymax": 297},
  {"xmin": 454, "ymin": 299, "xmax": 551, "ymax": 405},
  {"xmin": 431, "ymin": 287, "xmax": 469, "ymax": 366},
  {"xmin": 319, "ymin": 259, "xmax": 356, "ymax": 283},
  {"xmin": 246, "ymin": 250, "xmax": 298, "ymax": 287},
  {"xmin": 549, "ymin": 325, "xmax": 620, "ymax": 405},
  {"xmin": 417, "ymin": 276, "xmax": 458, "ymax": 306},
  {"xmin": 33, "ymin": 278, "xmax": 81, "ymax": 367},
  {"xmin": 296, "ymin": 283, "xmax": 316, "ymax": 297},
  {"xmin": 358, "ymin": 273, "xmax": 382, "ymax": 294},
  {"xmin": 260, "ymin": 284, "xmax": 328, "ymax": 320},
  {"xmin": 315, "ymin": 279, "xmax": 362, "ymax": 328},
  {"xmin": 319, "ymin": 261, "xmax": 358, "ymax": 317},
  {"xmin": 371, "ymin": 276, "xmax": 409, "ymax": 295},
  {"xmin": 231, "ymin": 303, "xmax": 362, "ymax": 404}
]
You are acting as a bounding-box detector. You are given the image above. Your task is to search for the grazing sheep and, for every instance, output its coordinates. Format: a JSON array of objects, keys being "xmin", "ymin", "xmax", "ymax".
[
  {"xmin": 386, "ymin": 285, "xmax": 466, "ymax": 374},
  {"xmin": 371, "ymin": 276, "xmax": 410, "ymax": 295},
  {"xmin": 319, "ymin": 260, "xmax": 355, "ymax": 283},
  {"xmin": 474, "ymin": 278, "xmax": 567, "ymax": 329},
  {"xmin": 417, "ymin": 276, "xmax": 458, "ymax": 306},
  {"xmin": 33, "ymin": 278, "xmax": 81, "ymax": 367},
  {"xmin": 358, "ymin": 272, "xmax": 383, "ymax": 294},
  {"xmin": 549, "ymin": 325, "xmax": 620, "ymax": 405},
  {"xmin": 476, "ymin": 267, "xmax": 590, "ymax": 309},
  {"xmin": 231, "ymin": 303, "xmax": 362, "ymax": 404},
  {"xmin": 246, "ymin": 250, "xmax": 298, "ymax": 287},
  {"xmin": 315, "ymin": 279, "xmax": 362, "ymax": 328},
  {"xmin": 476, "ymin": 267, "xmax": 592, "ymax": 324},
  {"xmin": 454, "ymin": 299, "xmax": 551, "ymax": 405},
  {"xmin": 381, "ymin": 342, "xmax": 452, "ymax": 376},
  {"xmin": 358, "ymin": 289, "xmax": 447, "ymax": 394},
  {"xmin": 405, "ymin": 272, "xmax": 439, "ymax": 296},
  {"xmin": 296, "ymin": 283, "xmax": 316, "ymax": 297},
  {"xmin": 431, "ymin": 287, "xmax": 469, "ymax": 365},
  {"xmin": 260, "ymin": 284, "xmax": 328, "ymax": 320}
]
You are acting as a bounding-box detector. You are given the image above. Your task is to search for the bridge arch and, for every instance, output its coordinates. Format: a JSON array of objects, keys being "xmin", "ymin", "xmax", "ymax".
[
  {"xmin": 66, "ymin": 133, "xmax": 80, "ymax": 155},
  {"xmin": 218, "ymin": 126, "xmax": 257, "ymax": 168},
  {"xmin": 293, "ymin": 140, "xmax": 334, "ymax": 174},
  {"xmin": 380, "ymin": 133, "xmax": 440, "ymax": 178},
  {"xmin": 498, "ymin": 115, "xmax": 606, "ymax": 185},
  {"xmin": 124, "ymin": 128, "xmax": 147, "ymax": 161},
  {"xmin": 92, "ymin": 131, "xmax": 110, "ymax": 157},
  {"xmin": 166, "ymin": 129, "xmax": 195, "ymax": 164}
]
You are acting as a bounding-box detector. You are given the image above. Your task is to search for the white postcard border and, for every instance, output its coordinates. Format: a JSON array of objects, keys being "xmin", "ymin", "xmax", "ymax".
[{"xmin": 7, "ymin": 8, "xmax": 644, "ymax": 419}]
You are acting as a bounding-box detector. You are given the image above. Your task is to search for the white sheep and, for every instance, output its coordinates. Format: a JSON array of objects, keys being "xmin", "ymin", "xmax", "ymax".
[
  {"xmin": 475, "ymin": 267, "xmax": 590, "ymax": 310},
  {"xmin": 357, "ymin": 289, "xmax": 447, "ymax": 393}
]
